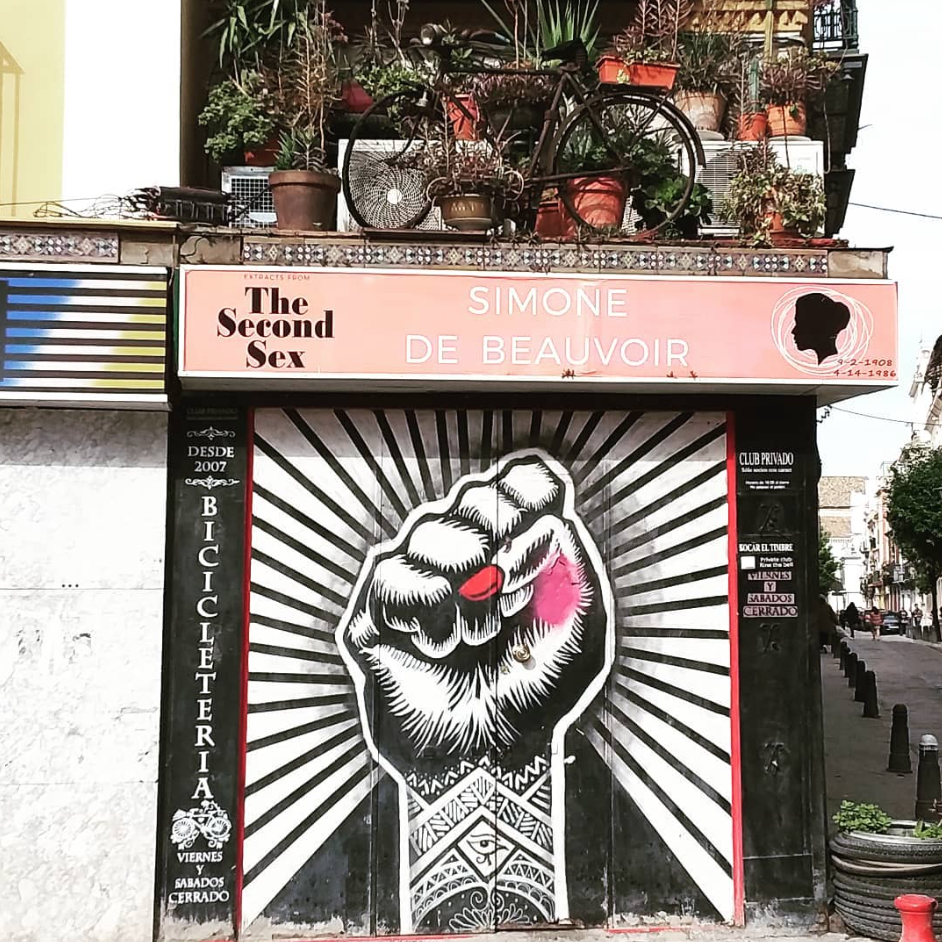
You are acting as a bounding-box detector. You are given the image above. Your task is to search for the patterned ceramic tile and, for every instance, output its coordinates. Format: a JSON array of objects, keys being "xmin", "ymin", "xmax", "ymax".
[
  {"xmin": 0, "ymin": 230, "xmax": 119, "ymax": 263},
  {"xmin": 241, "ymin": 236, "xmax": 834, "ymax": 277}
]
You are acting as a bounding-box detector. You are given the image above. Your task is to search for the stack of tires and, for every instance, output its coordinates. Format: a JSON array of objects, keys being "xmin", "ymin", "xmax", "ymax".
[{"xmin": 830, "ymin": 824, "xmax": 942, "ymax": 940}]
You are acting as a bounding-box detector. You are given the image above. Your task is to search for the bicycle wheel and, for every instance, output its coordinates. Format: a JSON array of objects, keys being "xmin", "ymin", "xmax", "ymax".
[
  {"xmin": 341, "ymin": 88, "xmax": 441, "ymax": 230},
  {"xmin": 553, "ymin": 91, "xmax": 702, "ymax": 238}
]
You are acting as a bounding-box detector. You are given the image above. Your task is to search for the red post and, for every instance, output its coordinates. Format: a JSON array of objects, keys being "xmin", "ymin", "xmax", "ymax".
[{"xmin": 895, "ymin": 894, "xmax": 938, "ymax": 942}]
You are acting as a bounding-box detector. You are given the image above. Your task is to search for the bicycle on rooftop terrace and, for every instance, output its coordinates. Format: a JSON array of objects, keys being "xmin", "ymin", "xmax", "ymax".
[{"xmin": 340, "ymin": 24, "xmax": 705, "ymax": 238}]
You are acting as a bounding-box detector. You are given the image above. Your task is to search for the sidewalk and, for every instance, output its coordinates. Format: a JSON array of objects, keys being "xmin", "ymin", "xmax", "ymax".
[{"xmin": 821, "ymin": 633, "xmax": 942, "ymax": 823}]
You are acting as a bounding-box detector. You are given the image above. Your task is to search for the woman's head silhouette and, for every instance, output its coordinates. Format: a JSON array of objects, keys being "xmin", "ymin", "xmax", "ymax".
[{"xmin": 792, "ymin": 292, "xmax": 851, "ymax": 363}]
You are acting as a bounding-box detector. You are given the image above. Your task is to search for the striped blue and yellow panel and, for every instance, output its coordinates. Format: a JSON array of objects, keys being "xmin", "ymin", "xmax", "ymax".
[{"xmin": 0, "ymin": 263, "xmax": 168, "ymax": 407}]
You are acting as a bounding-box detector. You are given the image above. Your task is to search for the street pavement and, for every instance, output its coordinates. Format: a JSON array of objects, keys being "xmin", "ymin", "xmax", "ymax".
[{"xmin": 822, "ymin": 633, "xmax": 942, "ymax": 824}]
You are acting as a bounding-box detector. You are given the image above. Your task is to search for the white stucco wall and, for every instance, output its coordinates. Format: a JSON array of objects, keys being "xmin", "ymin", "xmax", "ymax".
[
  {"xmin": 61, "ymin": 0, "xmax": 181, "ymax": 206},
  {"xmin": 0, "ymin": 408, "xmax": 167, "ymax": 942}
]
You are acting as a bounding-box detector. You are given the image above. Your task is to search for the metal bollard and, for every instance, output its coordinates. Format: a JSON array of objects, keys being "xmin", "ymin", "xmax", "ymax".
[
  {"xmin": 832, "ymin": 636, "xmax": 840, "ymax": 658},
  {"xmin": 915, "ymin": 735, "xmax": 942, "ymax": 822},
  {"xmin": 847, "ymin": 652, "xmax": 859, "ymax": 687},
  {"xmin": 839, "ymin": 642, "xmax": 848, "ymax": 670},
  {"xmin": 888, "ymin": 705, "xmax": 914, "ymax": 774},
  {"xmin": 895, "ymin": 894, "xmax": 938, "ymax": 942},
  {"xmin": 863, "ymin": 671, "xmax": 880, "ymax": 718},
  {"xmin": 854, "ymin": 659, "xmax": 868, "ymax": 702}
]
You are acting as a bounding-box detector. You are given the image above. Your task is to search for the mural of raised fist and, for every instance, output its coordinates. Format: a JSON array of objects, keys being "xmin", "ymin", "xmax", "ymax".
[
  {"xmin": 338, "ymin": 449, "xmax": 614, "ymax": 931},
  {"xmin": 338, "ymin": 450, "xmax": 614, "ymax": 777}
]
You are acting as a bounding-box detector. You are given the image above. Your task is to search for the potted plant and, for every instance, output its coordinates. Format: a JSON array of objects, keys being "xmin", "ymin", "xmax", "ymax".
[
  {"xmin": 419, "ymin": 142, "xmax": 524, "ymax": 232},
  {"xmin": 631, "ymin": 137, "xmax": 713, "ymax": 238},
  {"xmin": 831, "ymin": 801, "xmax": 942, "ymax": 941},
  {"xmin": 726, "ymin": 142, "xmax": 825, "ymax": 245},
  {"xmin": 601, "ymin": 0, "xmax": 693, "ymax": 90},
  {"xmin": 198, "ymin": 74, "xmax": 278, "ymax": 166},
  {"xmin": 673, "ymin": 30, "xmax": 741, "ymax": 138},
  {"xmin": 554, "ymin": 122, "xmax": 634, "ymax": 231},
  {"xmin": 730, "ymin": 51, "xmax": 766, "ymax": 141},
  {"xmin": 761, "ymin": 47, "xmax": 839, "ymax": 138},
  {"xmin": 470, "ymin": 66, "xmax": 554, "ymax": 138},
  {"xmin": 482, "ymin": 0, "xmax": 601, "ymax": 61},
  {"xmin": 264, "ymin": 4, "xmax": 342, "ymax": 230}
]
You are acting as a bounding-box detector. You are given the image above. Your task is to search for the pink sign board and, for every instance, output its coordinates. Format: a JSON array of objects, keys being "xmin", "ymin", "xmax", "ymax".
[{"xmin": 178, "ymin": 266, "xmax": 898, "ymax": 394}]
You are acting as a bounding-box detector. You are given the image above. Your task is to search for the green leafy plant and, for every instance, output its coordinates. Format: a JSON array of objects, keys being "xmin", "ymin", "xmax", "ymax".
[
  {"xmin": 629, "ymin": 136, "xmax": 711, "ymax": 237},
  {"xmin": 819, "ymin": 529, "xmax": 840, "ymax": 594},
  {"xmin": 914, "ymin": 820, "xmax": 942, "ymax": 840},
  {"xmin": 675, "ymin": 29, "xmax": 743, "ymax": 94},
  {"xmin": 355, "ymin": 60, "xmax": 418, "ymax": 99},
  {"xmin": 205, "ymin": 0, "xmax": 308, "ymax": 79},
  {"xmin": 833, "ymin": 801, "xmax": 893, "ymax": 834},
  {"xmin": 534, "ymin": 0, "xmax": 600, "ymax": 60},
  {"xmin": 761, "ymin": 48, "xmax": 840, "ymax": 107},
  {"xmin": 409, "ymin": 141, "xmax": 524, "ymax": 200},
  {"xmin": 726, "ymin": 143, "xmax": 825, "ymax": 244},
  {"xmin": 728, "ymin": 49, "xmax": 765, "ymax": 133},
  {"xmin": 470, "ymin": 66, "xmax": 554, "ymax": 109},
  {"xmin": 480, "ymin": 0, "xmax": 600, "ymax": 62},
  {"xmin": 885, "ymin": 444, "xmax": 942, "ymax": 642},
  {"xmin": 198, "ymin": 75, "xmax": 275, "ymax": 162},
  {"xmin": 612, "ymin": 0, "xmax": 694, "ymax": 64},
  {"xmin": 261, "ymin": 2, "xmax": 340, "ymax": 173}
]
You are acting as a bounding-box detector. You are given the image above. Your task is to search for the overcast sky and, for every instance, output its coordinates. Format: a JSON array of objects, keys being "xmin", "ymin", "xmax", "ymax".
[{"xmin": 816, "ymin": 0, "xmax": 941, "ymax": 478}]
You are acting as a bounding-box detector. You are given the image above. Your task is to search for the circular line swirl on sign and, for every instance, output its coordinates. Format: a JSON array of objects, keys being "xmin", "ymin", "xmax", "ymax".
[{"xmin": 770, "ymin": 286, "xmax": 874, "ymax": 376}]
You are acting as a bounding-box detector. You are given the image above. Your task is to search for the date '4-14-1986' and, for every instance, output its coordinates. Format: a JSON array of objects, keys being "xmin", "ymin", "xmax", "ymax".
[{"xmin": 834, "ymin": 358, "xmax": 895, "ymax": 378}]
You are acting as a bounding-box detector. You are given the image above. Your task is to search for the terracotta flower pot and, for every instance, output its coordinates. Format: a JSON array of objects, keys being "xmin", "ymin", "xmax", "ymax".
[
  {"xmin": 766, "ymin": 102, "xmax": 807, "ymax": 137},
  {"xmin": 341, "ymin": 78, "xmax": 373, "ymax": 114},
  {"xmin": 736, "ymin": 111, "xmax": 768, "ymax": 141},
  {"xmin": 447, "ymin": 95, "xmax": 479, "ymax": 141},
  {"xmin": 674, "ymin": 90, "xmax": 727, "ymax": 134},
  {"xmin": 536, "ymin": 191, "xmax": 576, "ymax": 240},
  {"xmin": 766, "ymin": 210, "xmax": 800, "ymax": 245},
  {"xmin": 269, "ymin": 169, "xmax": 340, "ymax": 231},
  {"xmin": 244, "ymin": 136, "xmax": 280, "ymax": 167},
  {"xmin": 597, "ymin": 56, "xmax": 679, "ymax": 90},
  {"xmin": 437, "ymin": 194, "xmax": 494, "ymax": 232},
  {"xmin": 566, "ymin": 176, "xmax": 627, "ymax": 229}
]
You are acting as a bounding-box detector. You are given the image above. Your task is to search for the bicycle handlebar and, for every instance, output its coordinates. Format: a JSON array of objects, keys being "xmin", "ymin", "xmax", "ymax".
[{"xmin": 418, "ymin": 23, "xmax": 510, "ymax": 51}]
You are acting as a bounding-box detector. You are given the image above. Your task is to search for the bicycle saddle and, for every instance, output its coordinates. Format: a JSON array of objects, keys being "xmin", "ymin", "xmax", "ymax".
[{"xmin": 541, "ymin": 38, "xmax": 588, "ymax": 64}]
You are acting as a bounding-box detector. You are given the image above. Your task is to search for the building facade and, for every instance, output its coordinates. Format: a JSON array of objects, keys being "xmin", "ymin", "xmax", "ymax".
[
  {"xmin": 0, "ymin": 2, "xmax": 883, "ymax": 941},
  {"xmin": 818, "ymin": 475, "xmax": 867, "ymax": 611}
]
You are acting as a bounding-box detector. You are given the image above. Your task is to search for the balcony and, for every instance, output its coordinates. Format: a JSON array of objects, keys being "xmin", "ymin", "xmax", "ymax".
[
  {"xmin": 172, "ymin": 0, "xmax": 870, "ymax": 245},
  {"xmin": 813, "ymin": 0, "xmax": 860, "ymax": 52}
]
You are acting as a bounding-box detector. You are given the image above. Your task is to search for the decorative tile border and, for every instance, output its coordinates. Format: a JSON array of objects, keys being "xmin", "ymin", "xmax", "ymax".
[
  {"xmin": 0, "ymin": 230, "xmax": 119, "ymax": 263},
  {"xmin": 242, "ymin": 237, "xmax": 829, "ymax": 277}
]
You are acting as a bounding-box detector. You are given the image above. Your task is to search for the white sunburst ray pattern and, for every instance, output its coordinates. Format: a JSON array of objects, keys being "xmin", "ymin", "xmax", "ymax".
[
  {"xmin": 575, "ymin": 413, "xmax": 735, "ymax": 920},
  {"xmin": 244, "ymin": 408, "xmax": 395, "ymax": 929},
  {"xmin": 241, "ymin": 406, "xmax": 739, "ymax": 929}
]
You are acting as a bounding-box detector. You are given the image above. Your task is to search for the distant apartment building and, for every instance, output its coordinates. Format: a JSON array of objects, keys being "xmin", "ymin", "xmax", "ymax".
[{"xmin": 818, "ymin": 475, "xmax": 867, "ymax": 609}]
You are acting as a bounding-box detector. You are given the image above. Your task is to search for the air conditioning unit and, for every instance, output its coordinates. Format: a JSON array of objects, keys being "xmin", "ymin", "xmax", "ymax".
[
  {"xmin": 221, "ymin": 166, "xmax": 276, "ymax": 227},
  {"xmin": 337, "ymin": 139, "xmax": 443, "ymax": 232},
  {"xmin": 697, "ymin": 138, "xmax": 825, "ymax": 234}
]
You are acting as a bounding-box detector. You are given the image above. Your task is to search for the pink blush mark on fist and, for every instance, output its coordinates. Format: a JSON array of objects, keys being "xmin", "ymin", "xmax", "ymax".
[{"xmin": 532, "ymin": 553, "xmax": 584, "ymax": 627}]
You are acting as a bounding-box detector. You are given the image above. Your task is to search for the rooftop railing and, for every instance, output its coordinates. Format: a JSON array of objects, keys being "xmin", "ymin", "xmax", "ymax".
[{"xmin": 813, "ymin": 0, "xmax": 859, "ymax": 51}]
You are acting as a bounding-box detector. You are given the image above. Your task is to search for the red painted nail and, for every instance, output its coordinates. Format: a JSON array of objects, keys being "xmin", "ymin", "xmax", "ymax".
[{"xmin": 458, "ymin": 564, "xmax": 504, "ymax": 602}]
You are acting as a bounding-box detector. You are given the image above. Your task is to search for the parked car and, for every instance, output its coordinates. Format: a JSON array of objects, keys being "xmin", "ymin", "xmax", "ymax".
[{"xmin": 880, "ymin": 611, "xmax": 903, "ymax": 635}]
